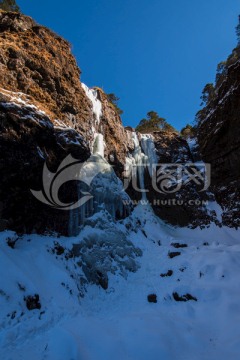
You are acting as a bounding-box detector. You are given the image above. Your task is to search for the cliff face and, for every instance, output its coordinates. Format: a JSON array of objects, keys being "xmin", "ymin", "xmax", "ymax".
[
  {"xmin": 197, "ymin": 55, "xmax": 240, "ymax": 228},
  {"xmin": 0, "ymin": 12, "xmax": 135, "ymax": 234},
  {"xmin": 0, "ymin": 11, "xmax": 238, "ymax": 235},
  {"xmin": 143, "ymin": 132, "xmax": 214, "ymax": 228},
  {"xmin": 0, "ymin": 12, "xmax": 93, "ymax": 134},
  {"xmin": 0, "ymin": 12, "xmax": 132, "ymax": 173},
  {"xmin": 89, "ymin": 89, "xmax": 134, "ymax": 179},
  {"xmin": 0, "ymin": 90, "xmax": 91, "ymax": 234}
]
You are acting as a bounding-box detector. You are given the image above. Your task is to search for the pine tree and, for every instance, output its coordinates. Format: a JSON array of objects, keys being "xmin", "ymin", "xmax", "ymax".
[
  {"xmin": 200, "ymin": 83, "xmax": 215, "ymax": 106},
  {"xmin": 106, "ymin": 93, "xmax": 123, "ymax": 115},
  {"xmin": 236, "ymin": 15, "xmax": 240, "ymax": 46},
  {"xmin": 180, "ymin": 124, "xmax": 195, "ymax": 139},
  {"xmin": 136, "ymin": 111, "xmax": 176, "ymax": 133},
  {"xmin": 216, "ymin": 61, "xmax": 227, "ymax": 84},
  {"xmin": 0, "ymin": 0, "xmax": 20, "ymax": 12}
]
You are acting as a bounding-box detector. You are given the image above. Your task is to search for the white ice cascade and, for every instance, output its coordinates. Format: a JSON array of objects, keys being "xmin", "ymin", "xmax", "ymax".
[
  {"xmin": 81, "ymin": 83, "xmax": 104, "ymax": 155},
  {"xmin": 69, "ymin": 86, "xmax": 131, "ymax": 235},
  {"xmin": 140, "ymin": 134, "xmax": 158, "ymax": 178},
  {"xmin": 93, "ymin": 133, "xmax": 105, "ymax": 157},
  {"xmin": 69, "ymin": 148, "xmax": 131, "ymax": 235},
  {"xmin": 126, "ymin": 132, "xmax": 148, "ymax": 200},
  {"xmin": 81, "ymin": 83, "xmax": 102, "ymax": 125},
  {"xmin": 125, "ymin": 132, "xmax": 158, "ymax": 201}
]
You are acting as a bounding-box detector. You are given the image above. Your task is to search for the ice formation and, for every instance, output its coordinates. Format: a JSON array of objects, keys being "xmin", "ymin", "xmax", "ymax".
[
  {"xmin": 93, "ymin": 133, "xmax": 105, "ymax": 157},
  {"xmin": 81, "ymin": 83, "xmax": 102, "ymax": 125},
  {"xmin": 69, "ymin": 151, "xmax": 132, "ymax": 235},
  {"xmin": 81, "ymin": 83, "xmax": 105, "ymax": 154},
  {"xmin": 69, "ymin": 85, "xmax": 132, "ymax": 234},
  {"xmin": 132, "ymin": 132, "xmax": 148, "ymax": 199},
  {"xmin": 140, "ymin": 134, "xmax": 158, "ymax": 177},
  {"xmin": 125, "ymin": 132, "xmax": 158, "ymax": 199}
]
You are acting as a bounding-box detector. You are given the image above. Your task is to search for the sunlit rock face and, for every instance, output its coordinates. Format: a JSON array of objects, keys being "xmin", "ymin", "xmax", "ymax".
[
  {"xmin": 0, "ymin": 12, "xmax": 133, "ymax": 235},
  {"xmin": 0, "ymin": 11, "xmax": 239, "ymax": 236}
]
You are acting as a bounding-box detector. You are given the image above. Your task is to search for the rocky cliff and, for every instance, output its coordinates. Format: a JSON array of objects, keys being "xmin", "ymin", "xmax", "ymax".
[
  {"xmin": 0, "ymin": 12, "xmax": 133, "ymax": 234},
  {"xmin": 144, "ymin": 131, "xmax": 213, "ymax": 228},
  {"xmin": 197, "ymin": 48, "xmax": 240, "ymax": 228},
  {"xmin": 0, "ymin": 12, "xmax": 133, "ymax": 173},
  {"xmin": 0, "ymin": 89, "xmax": 91, "ymax": 234},
  {"xmin": 0, "ymin": 11, "xmax": 237, "ymax": 235}
]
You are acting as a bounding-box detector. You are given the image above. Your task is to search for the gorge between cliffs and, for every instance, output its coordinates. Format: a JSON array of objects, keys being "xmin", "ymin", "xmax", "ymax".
[{"xmin": 0, "ymin": 10, "xmax": 240, "ymax": 360}]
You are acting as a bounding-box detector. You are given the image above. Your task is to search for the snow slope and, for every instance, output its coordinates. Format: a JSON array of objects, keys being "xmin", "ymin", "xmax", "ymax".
[{"xmin": 0, "ymin": 204, "xmax": 240, "ymax": 360}]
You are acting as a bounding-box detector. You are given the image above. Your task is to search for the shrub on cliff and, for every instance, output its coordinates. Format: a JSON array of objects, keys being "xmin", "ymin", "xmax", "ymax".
[
  {"xmin": 106, "ymin": 93, "xmax": 123, "ymax": 115},
  {"xmin": 180, "ymin": 124, "xmax": 195, "ymax": 139},
  {"xmin": 136, "ymin": 111, "xmax": 176, "ymax": 134},
  {"xmin": 0, "ymin": 0, "xmax": 20, "ymax": 12},
  {"xmin": 195, "ymin": 16, "xmax": 240, "ymax": 128},
  {"xmin": 236, "ymin": 15, "xmax": 240, "ymax": 46}
]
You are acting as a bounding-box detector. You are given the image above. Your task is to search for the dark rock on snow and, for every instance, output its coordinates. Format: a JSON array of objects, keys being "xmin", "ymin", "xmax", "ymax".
[
  {"xmin": 148, "ymin": 294, "xmax": 157, "ymax": 303},
  {"xmin": 24, "ymin": 294, "xmax": 41, "ymax": 310}
]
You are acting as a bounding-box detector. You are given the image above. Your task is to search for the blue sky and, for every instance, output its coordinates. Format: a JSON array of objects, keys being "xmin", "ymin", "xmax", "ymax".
[{"xmin": 18, "ymin": 0, "xmax": 239, "ymax": 130}]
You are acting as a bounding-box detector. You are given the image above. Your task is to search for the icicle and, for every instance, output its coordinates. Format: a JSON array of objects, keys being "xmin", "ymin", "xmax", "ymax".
[
  {"xmin": 124, "ymin": 132, "xmax": 158, "ymax": 200},
  {"xmin": 81, "ymin": 83, "xmax": 102, "ymax": 125},
  {"xmin": 140, "ymin": 134, "xmax": 158, "ymax": 178},
  {"xmin": 130, "ymin": 132, "xmax": 148, "ymax": 199},
  {"xmin": 68, "ymin": 206, "xmax": 79, "ymax": 236},
  {"xmin": 93, "ymin": 133, "xmax": 105, "ymax": 157}
]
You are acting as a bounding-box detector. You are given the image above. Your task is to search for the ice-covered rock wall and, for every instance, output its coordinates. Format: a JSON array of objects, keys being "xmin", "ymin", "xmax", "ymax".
[
  {"xmin": 69, "ymin": 86, "xmax": 132, "ymax": 235},
  {"xmin": 69, "ymin": 151, "xmax": 132, "ymax": 235},
  {"xmin": 124, "ymin": 132, "xmax": 158, "ymax": 200}
]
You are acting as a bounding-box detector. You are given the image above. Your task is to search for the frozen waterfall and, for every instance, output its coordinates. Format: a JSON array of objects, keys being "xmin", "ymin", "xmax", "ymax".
[
  {"xmin": 69, "ymin": 132, "xmax": 132, "ymax": 235},
  {"xmin": 93, "ymin": 133, "xmax": 105, "ymax": 157},
  {"xmin": 126, "ymin": 132, "xmax": 148, "ymax": 199},
  {"xmin": 81, "ymin": 83, "xmax": 102, "ymax": 125},
  {"xmin": 124, "ymin": 132, "xmax": 158, "ymax": 200},
  {"xmin": 140, "ymin": 134, "xmax": 158, "ymax": 178}
]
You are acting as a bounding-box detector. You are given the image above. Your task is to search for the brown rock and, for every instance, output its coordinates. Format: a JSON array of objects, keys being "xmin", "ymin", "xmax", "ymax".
[
  {"xmin": 94, "ymin": 89, "xmax": 134, "ymax": 178},
  {"xmin": 0, "ymin": 98, "xmax": 90, "ymax": 235},
  {"xmin": 197, "ymin": 55, "xmax": 240, "ymax": 228},
  {"xmin": 144, "ymin": 131, "xmax": 212, "ymax": 227},
  {"xmin": 0, "ymin": 12, "xmax": 134, "ymax": 234},
  {"xmin": 0, "ymin": 12, "xmax": 133, "ymax": 182},
  {"xmin": 0, "ymin": 11, "xmax": 93, "ymax": 136}
]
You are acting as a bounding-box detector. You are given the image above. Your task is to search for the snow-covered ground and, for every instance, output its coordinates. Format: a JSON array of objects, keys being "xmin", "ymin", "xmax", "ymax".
[{"xmin": 0, "ymin": 204, "xmax": 240, "ymax": 360}]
